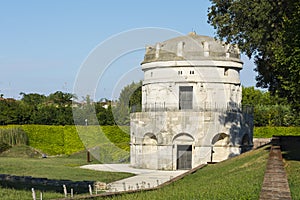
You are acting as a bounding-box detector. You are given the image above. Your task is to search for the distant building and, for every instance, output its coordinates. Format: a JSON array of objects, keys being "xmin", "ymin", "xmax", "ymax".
[{"xmin": 130, "ymin": 33, "xmax": 253, "ymax": 170}]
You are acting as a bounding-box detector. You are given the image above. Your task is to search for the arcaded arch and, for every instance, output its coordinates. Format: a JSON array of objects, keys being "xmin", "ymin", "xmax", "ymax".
[
  {"xmin": 173, "ymin": 133, "xmax": 194, "ymax": 144},
  {"xmin": 212, "ymin": 133, "xmax": 230, "ymax": 146},
  {"xmin": 143, "ymin": 133, "xmax": 158, "ymax": 145}
]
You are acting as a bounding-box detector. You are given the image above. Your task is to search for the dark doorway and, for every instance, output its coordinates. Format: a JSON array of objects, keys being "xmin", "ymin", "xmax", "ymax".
[
  {"xmin": 177, "ymin": 145, "xmax": 192, "ymax": 170},
  {"xmin": 179, "ymin": 86, "xmax": 193, "ymax": 110}
]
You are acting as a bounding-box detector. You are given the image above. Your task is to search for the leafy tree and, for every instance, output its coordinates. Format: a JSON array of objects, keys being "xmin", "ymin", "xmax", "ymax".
[
  {"xmin": 20, "ymin": 92, "xmax": 46, "ymax": 106},
  {"xmin": 105, "ymin": 105, "xmax": 115, "ymax": 125},
  {"xmin": 47, "ymin": 91, "xmax": 74, "ymax": 106},
  {"xmin": 0, "ymin": 98, "xmax": 19, "ymax": 124},
  {"xmin": 208, "ymin": 0, "xmax": 300, "ymax": 112},
  {"xmin": 242, "ymin": 87, "xmax": 298, "ymax": 126},
  {"xmin": 129, "ymin": 81, "xmax": 142, "ymax": 112},
  {"xmin": 114, "ymin": 81, "xmax": 142, "ymax": 125}
]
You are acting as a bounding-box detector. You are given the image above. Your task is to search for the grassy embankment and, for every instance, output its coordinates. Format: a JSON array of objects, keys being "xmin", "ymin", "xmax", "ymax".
[{"xmin": 95, "ymin": 146, "xmax": 269, "ymax": 200}]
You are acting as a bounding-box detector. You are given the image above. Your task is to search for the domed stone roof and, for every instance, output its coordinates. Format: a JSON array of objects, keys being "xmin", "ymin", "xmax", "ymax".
[{"xmin": 142, "ymin": 32, "xmax": 242, "ymax": 64}]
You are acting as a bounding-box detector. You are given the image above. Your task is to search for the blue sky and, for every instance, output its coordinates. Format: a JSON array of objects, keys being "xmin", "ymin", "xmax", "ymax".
[{"xmin": 0, "ymin": 0, "xmax": 257, "ymax": 100}]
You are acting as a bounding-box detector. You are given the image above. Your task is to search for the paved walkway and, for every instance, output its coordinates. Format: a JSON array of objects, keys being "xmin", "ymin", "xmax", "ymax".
[
  {"xmin": 80, "ymin": 164, "xmax": 188, "ymax": 192},
  {"xmin": 259, "ymin": 137, "xmax": 292, "ymax": 200}
]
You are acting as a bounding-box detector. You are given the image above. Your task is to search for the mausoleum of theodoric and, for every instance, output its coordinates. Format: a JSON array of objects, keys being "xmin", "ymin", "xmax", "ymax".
[{"xmin": 130, "ymin": 32, "xmax": 253, "ymax": 170}]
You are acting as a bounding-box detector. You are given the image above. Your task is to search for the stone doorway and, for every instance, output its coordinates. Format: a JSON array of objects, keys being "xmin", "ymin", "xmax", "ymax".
[{"xmin": 177, "ymin": 145, "xmax": 192, "ymax": 170}]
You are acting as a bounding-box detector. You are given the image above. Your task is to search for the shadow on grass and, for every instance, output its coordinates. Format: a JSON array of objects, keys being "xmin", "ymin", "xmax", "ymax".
[{"xmin": 278, "ymin": 136, "xmax": 300, "ymax": 161}]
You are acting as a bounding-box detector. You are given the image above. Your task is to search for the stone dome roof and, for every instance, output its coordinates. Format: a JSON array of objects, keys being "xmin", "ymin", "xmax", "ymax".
[{"xmin": 142, "ymin": 32, "xmax": 242, "ymax": 64}]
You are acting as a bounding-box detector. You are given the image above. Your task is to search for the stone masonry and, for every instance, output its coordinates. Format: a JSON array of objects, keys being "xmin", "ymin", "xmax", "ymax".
[{"xmin": 259, "ymin": 137, "xmax": 292, "ymax": 200}]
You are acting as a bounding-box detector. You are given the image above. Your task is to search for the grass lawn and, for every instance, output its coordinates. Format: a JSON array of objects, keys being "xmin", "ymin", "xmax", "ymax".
[
  {"xmin": 0, "ymin": 146, "xmax": 133, "ymax": 182},
  {"xmin": 95, "ymin": 146, "xmax": 269, "ymax": 200},
  {"xmin": 286, "ymin": 160, "xmax": 300, "ymax": 199},
  {"xmin": 0, "ymin": 146, "xmax": 134, "ymax": 200},
  {"xmin": 0, "ymin": 187, "xmax": 62, "ymax": 200}
]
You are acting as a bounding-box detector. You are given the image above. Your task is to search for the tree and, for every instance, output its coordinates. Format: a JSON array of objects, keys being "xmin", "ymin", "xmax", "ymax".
[
  {"xmin": 114, "ymin": 81, "xmax": 142, "ymax": 125},
  {"xmin": 242, "ymin": 86, "xmax": 298, "ymax": 126},
  {"xmin": 208, "ymin": 0, "xmax": 300, "ymax": 112}
]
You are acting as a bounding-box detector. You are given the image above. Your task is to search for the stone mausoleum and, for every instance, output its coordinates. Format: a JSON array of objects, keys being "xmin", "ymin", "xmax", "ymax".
[{"xmin": 130, "ymin": 32, "xmax": 253, "ymax": 170}]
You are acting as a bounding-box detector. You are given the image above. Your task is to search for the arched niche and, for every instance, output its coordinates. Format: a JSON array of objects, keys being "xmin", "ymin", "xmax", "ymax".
[
  {"xmin": 212, "ymin": 133, "xmax": 230, "ymax": 146},
  {"xmin": 143, "ymin": 133, "xmax": 158, "ymax": 145},
  {"xmin": 211, "ymin": 133, "xmax": 230, "ymax": 162}
]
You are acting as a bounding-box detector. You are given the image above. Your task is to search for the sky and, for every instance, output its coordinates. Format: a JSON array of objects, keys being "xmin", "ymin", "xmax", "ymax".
[{"xmin": 0, "ymin": 0, "xmax": 257, "ymax": 101}]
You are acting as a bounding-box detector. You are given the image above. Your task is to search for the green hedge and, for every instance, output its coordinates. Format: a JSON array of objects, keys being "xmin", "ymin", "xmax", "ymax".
[
  {"xmin": 101, "ymin": 126, "xmax": 130, "ymax": 151},
  {"xmin": 0, "ymin": 125, "xmax": 130, "ymax": 156},
  {"xmin": 21, "ymin": 125, "xmax": 85, "ymax": 155},
  {"xmin": 254, "ymin": 126, "xmax": 300, "ymax": 138}
]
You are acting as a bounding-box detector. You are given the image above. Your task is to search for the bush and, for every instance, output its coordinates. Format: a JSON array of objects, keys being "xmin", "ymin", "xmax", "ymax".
[{"xmin": 254, "ymin": 126, "xmax": 300, "ymax": 138}]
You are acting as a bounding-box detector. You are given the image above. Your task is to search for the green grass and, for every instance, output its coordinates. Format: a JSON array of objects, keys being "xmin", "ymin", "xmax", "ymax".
[
  {"xmin": 0, "ymin": 187, "xmax": 62, "ymax": 200},
  {"xmin": 0, "ymin": 146, "xmax": 134, "ymax": 200},
  {"xmin": 0, "ymin": 144, "xmax": 41, "ymax": 158},
  {"xmin": 0, "ymin": 150, "xmax": 132, "ymax": 182},
  {"xmin": 95, "ymin": 147, "xmax": 269, "ymax": 200},
  {"xmin": 286, "ymin": 160, "xmax": 300, "ymax": 199}
]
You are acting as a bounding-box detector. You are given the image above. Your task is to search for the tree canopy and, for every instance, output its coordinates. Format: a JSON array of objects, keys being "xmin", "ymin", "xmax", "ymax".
[
  {"xmin": 113, "ymin": 81, "xmax": 142, "ymax": 126},
  {"xmin": 208, "ymin": 0, "xmax": 300, "ymax": 112}
]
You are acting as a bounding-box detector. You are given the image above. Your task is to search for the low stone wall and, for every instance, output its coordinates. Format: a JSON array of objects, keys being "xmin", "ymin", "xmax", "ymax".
[
  {"xmin": 0, "ymin": 174, "xmax": 94, "ymax": 193},
  {"xmin": 253, "ymin": 138, "xmax": 271, "ymax": 149}
]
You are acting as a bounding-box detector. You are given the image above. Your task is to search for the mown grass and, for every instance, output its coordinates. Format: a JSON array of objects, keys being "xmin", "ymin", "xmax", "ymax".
[
  {"xmin": 95, "ymin": 147, "xmax": 269, "ymax": 200},
  {"xmin": 0, "ymin": 187, "xmax": 62, "ymax": 200},
  {"xmin": 0, "ymin": 150, "xmax": 132, "ymax": 182},
  {"xmin": 286, "ymin": 160, "xmax": 300, "ymax": 199},
  {"xmin": 0, "ymin": 147, "xmax": 133, "ymax": 200}
]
